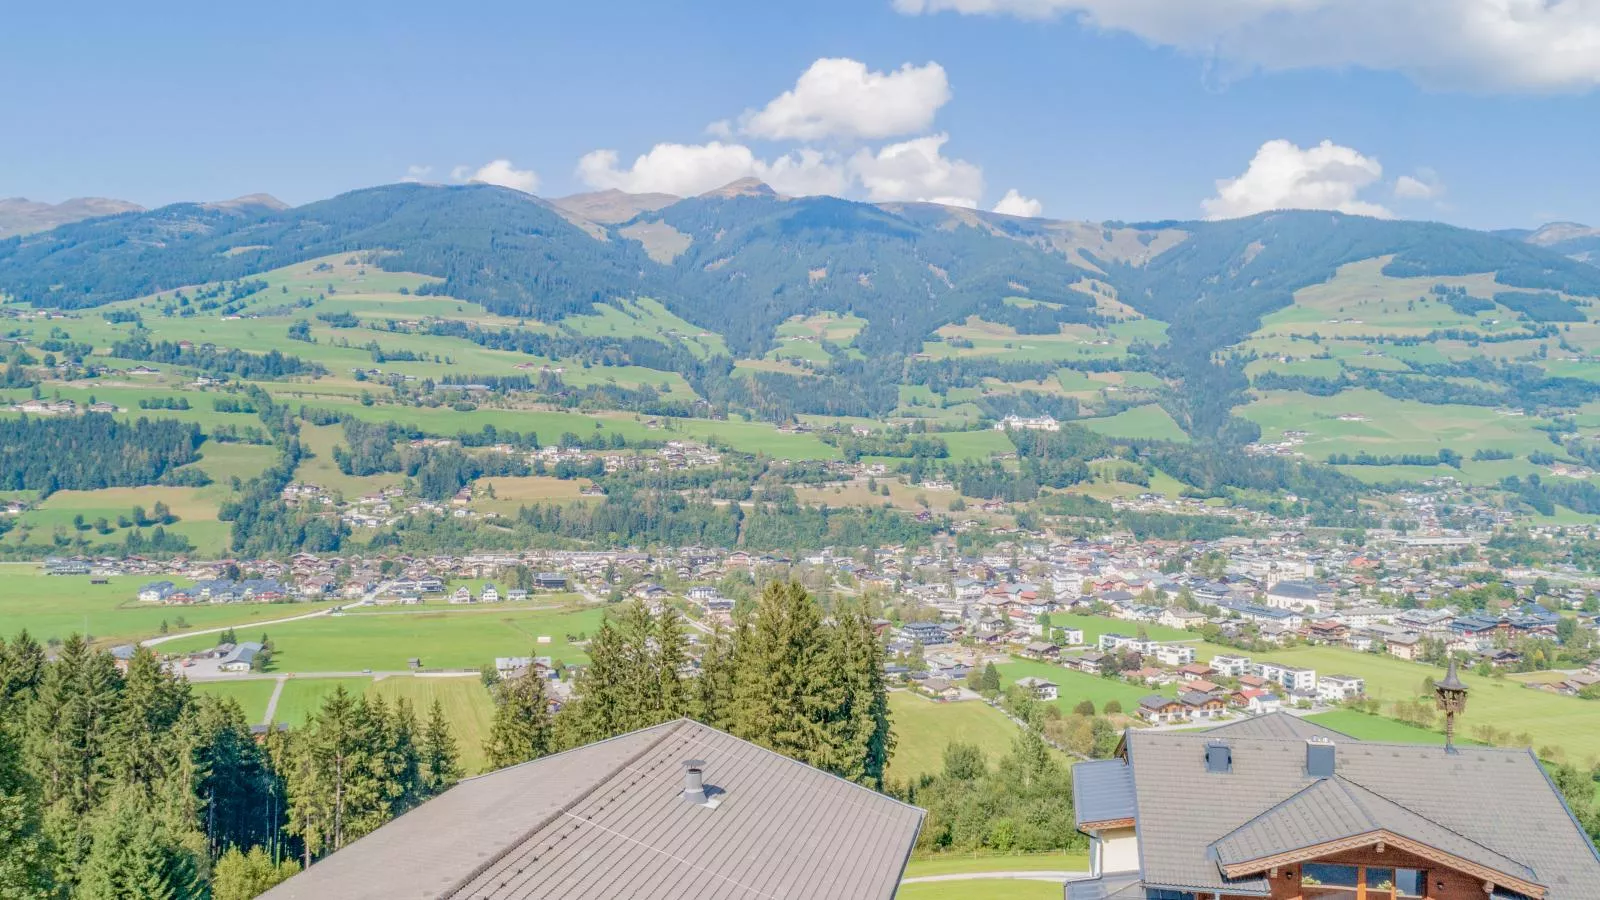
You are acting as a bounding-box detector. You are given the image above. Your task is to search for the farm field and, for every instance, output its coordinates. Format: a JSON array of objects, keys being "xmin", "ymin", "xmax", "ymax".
[
  {"xmin": 995, "ymin": 657, "xmax": 1162, "ymax": 713},
  {"xmin": 368, "ymin": 676, "xmax": 498, "ymax": 775},
  {"xmin": 155, "ymin": 604, "xmax": 607, "ymax": 672},
  {"xmin": 7, "ymin": 485, "xmax": 231, "ymax": 556},
  {"xmin": 886, "ymin": 692, "xmax": 1030, "ymax": 783},
  {"xmin": 1304, "ymin": 709, "xmax": 1452, "ymax": 745},
  {"xmin": 0, "ymin": 566, "xmax": 341, "ymax": 646},
  {"xmin": 896, "ymin": 880, "xmax": 1061, "ymax": 900},
  {"xmin": 902, "ymin": 852, "xmax": 1088, "ymax": 878},
  {"xmin": 190, "ymin": 678, "xmax": 278, "ymax": 724},
  {"xmin": 271, "ymin": 676, "xmax": 372, "ymax": 726},
  {"xmin": 1240, "ymin": 388, "xmax": 1553, "ymax": 459},
  {"xmin": 1078, "ymin": 405, "xmax": 1188, "ymax": 442}
]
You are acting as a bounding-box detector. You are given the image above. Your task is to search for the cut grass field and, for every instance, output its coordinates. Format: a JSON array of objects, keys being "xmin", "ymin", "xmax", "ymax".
[
  {"xmin": 886, "ymin": 692, "xmax": 1029, "ymax": 783},
  {"xmin": 1079, "ymin": 404, "xmax": 1188, "ymax": 442},
  {"xmin": 368, "ymin": 676, "xmax": 497, "ymax": 774},
  {"xmin": 0, "ymin": 565, "xmax": 342, "ymax": 646},
  {"xmin": 271, "ymin": 676, "xmax": 372, "ymax": 726},
  {"xmin": 190, "ymin": 678, "xmax": 278, "ymax": 724},
  {"xmin": 896, "ymin": 880, "xmax": 1063, "ymax": 899},
  {"xmin": 9, "ymin": 485, "xmax": 231, "ymax": 556},
  {"xmin": 903, "ymin": 852, "xmax": 1088, "ymax": 878},
  {"xmin": 156, "ymin": 604, "xmax": 607, "ymax": 673},
  {"xmin": 1241, "ymin": 388, "xmax": 1553, "ymax": 460},
  {"xmin": 995, "ymin": 657, "xmax": 1162, "ymax": 713}
]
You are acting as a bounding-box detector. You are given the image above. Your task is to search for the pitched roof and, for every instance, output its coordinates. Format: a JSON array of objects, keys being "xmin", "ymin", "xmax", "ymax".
[
  {"xmin": 1120, "ymin": 730, "xmax": 1600, "ymax": 898},
  {"xmin": 1073, "ymin": 759, "xmax": 1135, "ymax": 828},
  {"xmin": 261, "ymin": 719, "xmax": 924, "ymax": 900},
  {"xmin": 1210, "ymin": 776, "xmax": 1536, "ymax": 885},
  {"xmin": 1204, "ymin": 711, "xmax": 1348, "ymax": 741}
]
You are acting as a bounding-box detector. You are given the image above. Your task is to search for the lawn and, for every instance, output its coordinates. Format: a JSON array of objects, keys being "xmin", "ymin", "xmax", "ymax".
[
  {"xmin": 995, "ymin": 658, "xmax": 1162, "ymax": 714},
  {"xmin": 903, "ymin": 852, "xmax": 1088, "ymax": 878},
  {"xmin": 155, "ymin": 604, "xmax": 607, "ymax": 673},
  {"xmin": 896, "ymin": 880, "xmax": 1063, "ymax": 899},
  {"xmin": 272, "ymin": 677, "xmax": 372, "ymax": 726},
  {"xmin": 1240, "ymin": 388, "xmax": 1553, "ymax": 460},
  {"xmin": 368, "ymin": 676, "xmax": 498, "ymax": 775},
  {"xmin": 0, "ymin": 565, "xmax": 340, "ymax": 646},
  {"xmin": 886, "ymin": 692, "xmax": 1029, "ymax": 782},
  {"xmin": 190, "ymin": 678, "xmax": 278, "ymax": 724},
  {"xmin": 1304, "ymin": 709, "xmax": 1449, "ymax": 745},
  {"xmin": 1079, "ymin": 405, "xmax": 1189, "ymax": 442},
  {"xmin": 10, "ymin": 485, "xmax": 230, "ymax": 556}
]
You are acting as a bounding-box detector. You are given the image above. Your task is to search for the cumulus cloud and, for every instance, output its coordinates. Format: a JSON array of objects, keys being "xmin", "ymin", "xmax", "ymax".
[
  {"xmin": 848, "ymin": 134, "xmax": 984, "ymax": 207},
  {"xmin": 737, "ymin": 58, "xmax": 952, "ymax": 140},
  {"xmin": 401, "ymin": 165, "xmax": 433, "ymax": 183},
  {"xmin": 992, "ymin": 188, "xmax": 1043, "ymax": 217},
  {"xmin": 577, "ymin": 142, "xmax": 849, "ymax": 198},
  {"xmin": 456, "ymin": 159, "xmax": 540, "ymax": 193},
  {"xmin": 1203, "ymin": 139, "xmax": 1391, "ymax": 220},
  {"xmin": 891, "ymin": 0, "xmax": 1600, "ymax": 92},
  {"xmin": 1394, "ymin": 168, "xmax": 1446, "ymax": 201}
]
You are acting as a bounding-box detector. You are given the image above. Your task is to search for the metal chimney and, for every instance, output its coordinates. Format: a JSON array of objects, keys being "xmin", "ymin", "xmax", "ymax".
[
  {"xmin": 682, "ymin": 760, "xmax": 708, "ymax": 805},
  {"xmin": 1305, "ymin": 738, "xmax": 1336, "ymax": 778}
]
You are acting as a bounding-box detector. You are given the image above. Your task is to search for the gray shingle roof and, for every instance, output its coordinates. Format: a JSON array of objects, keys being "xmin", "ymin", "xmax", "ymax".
[
  {"xmin": 1205, "ymin": 711, "xmax": 1349, "ymax": 741},
  {"xmin": 1073, "ymin": 759, "xmax": 1135, "ymax": 827},
  {"xmin": 261, "ymin": 718, "xmax": 924, "ymax": 900},
  {"xmin": 1121, "ymin": 730, "xmax": 1600, "ymax": 898},
  {"xmin": 1210, "ymin": 776, "xmax": 1536, "ymax": 883}
]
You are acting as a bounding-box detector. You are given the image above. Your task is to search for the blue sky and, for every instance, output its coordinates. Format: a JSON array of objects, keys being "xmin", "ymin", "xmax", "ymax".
[{"xmin": 4, "ymin": 0, "xmax": 1597, "ymax": 229}]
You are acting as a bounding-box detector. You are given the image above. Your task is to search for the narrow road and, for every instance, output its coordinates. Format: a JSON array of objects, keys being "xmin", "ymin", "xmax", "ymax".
[
  {"xmin": 261, "ymin": 676, "xmax": 288, "ymax": 725},
  {"xmin": 138, "ymin": 600, "xmax": 367, "ymax": 649},
  {"xmin": 900, "ymin": 871, "xmax": 1088, "ymax": 884}
]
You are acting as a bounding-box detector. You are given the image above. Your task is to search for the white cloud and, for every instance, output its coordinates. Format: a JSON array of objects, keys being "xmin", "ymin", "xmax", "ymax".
[
  {"xmin": 1203, "ymin": 139, "xmax": 1392, "ymax": 220},
  {"xmin": 401, "ymin": 165, "xmax": 433, "ymax": 183},
  {"xmin": 577, "ymin": 142, "xmax": 848, "ymax": 198},
  {"xmin": 458, "ymin": 159, "xmax": 540, "ymax": 193},
  {"xmin": 1394, "ymin": 168, "xmax": 1446, "ymax": 201},
  {"xmin": 738, "ymin": 58, "xmax": 951, "ymax": 140},
  {"xmin": 992, "ymin": 188, "xmax": 1043, "ymax": 217},
  {"xmin": 848, "ymin": 134, "xmax": 984, "ymax": 207},
  {"xmin": 891, "ymin": 0, "xmax": 1600, "ymax": 92}
]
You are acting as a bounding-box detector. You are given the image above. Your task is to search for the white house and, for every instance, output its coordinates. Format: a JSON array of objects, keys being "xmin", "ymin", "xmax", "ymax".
[
  {"xmin": 995, "ymin": 415, "xmax": 1060, "ymax": 432},
  {"xmin": 1317, "ymin": 674, "xmax": 1366, "ymax": 703},
  {"xmin": 1015, "ymin": 676, "xmax": 1059, "ymax": 701},
  {"xmin": 480, "ymin": 583, "xmax": 501, "ymax": 603}
]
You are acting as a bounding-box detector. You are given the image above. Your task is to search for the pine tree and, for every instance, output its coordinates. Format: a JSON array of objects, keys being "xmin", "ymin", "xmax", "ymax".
[
  {"xmin": 283, "ymin": 686, "xmax": 390, "ymax": 864},
  {"xmin": 189, "ymin": 696, "xmax": 281, "ymax": 859},
  {"xmin": 75, "ymin": 786, "xmax": 202, "ymax": 900},
  {"xmin": 0, "ymin": 630, "xmax": 46, "ymax": 713},
  {"xmin": 420, "ymin": 699, "xmax": 462, "ymax": 795},
  {"xmin": 729, "ymin": 581, "xmax": 839, "ymax": 770},
  {"xmin": 211, "ymin": 846, "xmax": 300, "ymax": 900},
  {"xmin": 384, "ymin": 698, "xmax": 424, "ymax": 816},
  {"xmin": 110, "ymin": 647, "xmax": 192, "ymax": 796},
  {"xmin": 693, "ymin": 624, "xmax": 739, "ymax": 730},
  {"xmin": 553, "ymin": 619, "xmax": 627, "ymax": 747},
  {"xmin": 484, "ymin": 674, "xmax": 552, "ymax": 770},
  {"xmin": 24, "ymin": 635, "xmax": 123, "ymax": 887},
  {"xmin": 0, "ymin": 722, "xmax": 52, "ymax": 899},
  {"xmin": 824, "ymin": 601, "xmax": 894, "ymax": 789},
  {"xmin": 654, "ymin": 607, "xmax": 690, "ymax": 722}
]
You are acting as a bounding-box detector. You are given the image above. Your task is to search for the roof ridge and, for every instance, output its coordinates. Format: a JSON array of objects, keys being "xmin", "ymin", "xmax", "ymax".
[{"xmin": 440, "ymin": 719, "xmax": 687, "ymax": 900}]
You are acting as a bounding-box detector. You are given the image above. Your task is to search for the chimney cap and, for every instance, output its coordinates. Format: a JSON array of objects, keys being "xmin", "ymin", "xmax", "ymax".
[{"xmin": 683, "ymin": 759, "xmax": 707, "ymax": 771}]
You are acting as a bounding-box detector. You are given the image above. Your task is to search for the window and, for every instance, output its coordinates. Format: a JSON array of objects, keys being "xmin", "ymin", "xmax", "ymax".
[
  {"xmin": 1302, "ymin": 863, "xmax": 1359, "ymax": 900},
  {"xmin": 1300, "ymin": 864, "xmax": 1426, "ymax": 899},
  {"xmin": 1396, "ymin": 869, "xmax": 1427, "ymax": 898}
]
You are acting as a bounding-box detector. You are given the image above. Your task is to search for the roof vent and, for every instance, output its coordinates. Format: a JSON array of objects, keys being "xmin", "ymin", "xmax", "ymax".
[
  {"xmin": 1306, "ymin": 738, "xmax": 1336, "ymax": 778},
  {"xmin": 1205, "ymin": 740, "xmax": 1231, "ymax": 774},
  {"xmin": 682, "ymin": 760, "xmax": 708, "ymax": 805}
]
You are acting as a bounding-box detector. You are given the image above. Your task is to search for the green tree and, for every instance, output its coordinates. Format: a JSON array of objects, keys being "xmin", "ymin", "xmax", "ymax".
[
  {"xmin": 693, "ymin": 624, "xmax": 739, "ymax": 730},
  {"xmin": 728, "ymin": 581, "xmax": 841, "ymax": 772},
  {"xmin": 76, "ymin": 786, "xmax": 202, "ymax": 900},
  {"xmin": 0, "ymin": 722, "xmax": 52, "ymax": 899},
  {"xmin": 823, "ymin": 601, "xmax": 894, "ymax": 788},
  {"xmin": 211, "ymin": 846, "xmax": 300, "ymax": 900},
  {"xmin": 420, "ymin": 699, "xmax": 462, "ymax": 795},
  {"xmin": 283, "ymin": 687, "xmax": 390, "ymax": 865},
  {"xmin": 484, "ymin": 675, "xmax": 553, "ymax": 770}
]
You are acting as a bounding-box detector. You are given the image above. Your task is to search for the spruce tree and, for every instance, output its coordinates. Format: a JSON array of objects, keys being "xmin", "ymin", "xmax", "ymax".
[
  {"xmin": 284, "ymin": 686, "xmax": 389, "ymax": 863},
  {"xmin": 484, "ymin": 674, "xmax": 552, "ymax": 770},
  {"xmin": 24, "ymin": 635, "xmax": 123, "ymax": 888},
  {"xmin": 824, "ymin": 602, "xmax": 894, "ymax": 789},
  {"xmin": 420, "ymin": 699, "xmax": 462, "ymax": 794},
  {"xmin": 0, "ymin": 630, "xmax": 46, "ymax": 713},
  {"xmin": 75, "ymin": 786, "xmax": 202, "ymax": 900},
  {"xmin": 0, "ymin": 722, "xmax": 52, "ymax": 899},
  {"xmin": 729, "ymin": 581, "xmax": 839, "ymax": 770},
  {"xmin": 110, "ymin": 647, "xmax": 192, "ymax": 797},
  {"xmin": 693, "ymin": 624, "xmax": 739, "ymax": 730},
  {"xmin": 553, "ymin": 619, "xmax": 627, "ymax": 747},
  {"xmin": 189, "ymin": 696, "xmax": 280, "ymax": 858},
  {"xmin": 384, "ymin": 698, "xmax": 424, "ymax": 816},
  {"xmin": 211, "ymin": 846, "xmax": 300, "ymax": 900},
  {"xmin": 654, "ymin": 607, "xmax": 690, "ymax": 722}
]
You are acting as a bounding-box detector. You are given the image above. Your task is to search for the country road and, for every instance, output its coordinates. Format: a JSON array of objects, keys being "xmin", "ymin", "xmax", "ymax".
[{"xmin": 138, "ymin": 600, "xmax": 364, "ymax": 649}]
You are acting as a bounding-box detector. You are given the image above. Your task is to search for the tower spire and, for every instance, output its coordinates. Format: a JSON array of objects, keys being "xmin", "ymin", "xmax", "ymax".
[{"xmin": 1435, "ymin": 655, "xmax": 1469, "ymax": 754}]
